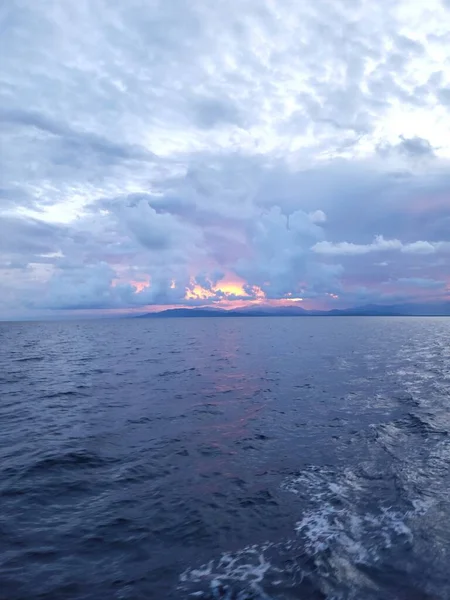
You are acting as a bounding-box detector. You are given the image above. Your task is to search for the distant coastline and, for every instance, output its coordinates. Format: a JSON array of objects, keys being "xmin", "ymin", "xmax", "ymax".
[
  {"xmin": 137, "ymin": 303, "xmax": 450, "ymax": 319},
  {"xmin": 4, "ymin": 303, "xmax": 450, "ymax": 323}
]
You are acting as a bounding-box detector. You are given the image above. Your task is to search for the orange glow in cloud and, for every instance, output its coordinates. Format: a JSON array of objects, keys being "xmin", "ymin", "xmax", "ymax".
[
  {"xmin": 185, "ymin": 284, "xmax": 215, "ymax": 300},
  {"xmin": 250, "ymin": 285, "xmax": 265, "ymax": 300},
  {"xmin": 112, "ymin": 275, "xmax": 150, "ymax": 294},
  {"xmin": 185, "ymin": 273, "xmax": 252, "ymax": 302},
  {"xmin": 183, "ymin": 273, "xmax": 271, "ymax": 309},
  {"xmin": 214, "ymin": 274, "xmax": 247, "ymax": 296},
  {"xmin": 131, "ymin": 280, "xmax": 150, "ymax": 293},
  {"xmin": 117, "ymin": 270, "xmax": 342, "ymax": 312},
  {"xmin": 182, "ymin": 273, "xmax": 313, "ymax": 309}
]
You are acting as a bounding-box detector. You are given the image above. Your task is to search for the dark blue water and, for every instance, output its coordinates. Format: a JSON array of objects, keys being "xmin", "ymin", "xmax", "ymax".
[{"xmin": 1, "ymin": 317, "xmax": 450, "ymax": 599}]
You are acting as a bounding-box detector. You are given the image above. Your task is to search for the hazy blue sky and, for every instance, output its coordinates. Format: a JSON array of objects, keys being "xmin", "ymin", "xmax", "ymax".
[{"xmin": 2, "ymin": 0, "xmax": 450, "ymax": 317}]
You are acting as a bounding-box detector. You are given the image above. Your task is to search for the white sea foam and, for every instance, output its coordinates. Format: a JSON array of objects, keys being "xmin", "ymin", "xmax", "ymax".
[
  {"xmin": 180, "ymin": 462, "xmax": 427, "ymax": 598},
  {"xmin": 179, "ymin": 542, "xmax": 280, "ymax": 599},
  {"xmin": 180, "ymin": 412, "xmax": 449, "ymax": 600},
  {"xmin": 277, "ymin": 465, "xmax": 430, "ymax": 598}
]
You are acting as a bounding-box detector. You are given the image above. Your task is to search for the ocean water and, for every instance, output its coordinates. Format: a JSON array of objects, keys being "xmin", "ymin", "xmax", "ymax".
[{"xmin": 1, "ymin": 316, "xmax": 450, "ymax": 599}]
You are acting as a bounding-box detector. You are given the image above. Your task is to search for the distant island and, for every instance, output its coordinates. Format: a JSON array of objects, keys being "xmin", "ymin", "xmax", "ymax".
[{"xmin": 137, "ymin": 302, "xmax": 450, "ymax": 318}]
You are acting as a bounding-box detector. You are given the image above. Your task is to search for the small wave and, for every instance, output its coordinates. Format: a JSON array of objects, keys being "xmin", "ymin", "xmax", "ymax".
[
  {"xmin": 393, "ymin": 393, "xmax": 420, "ymax": 407},
  {"xmin": 158, "ymin": 367, "xmax": 197, "ymax": 377},
  {"xmin": 20, "ymin": 449, "xmax": 112, "ymax": 477},
  {"xmin": 191, "ymin": 403, "xmax": 225, "ymax": 416},
  {"xmin": 0, "ymin": 375, "xmax": 23, "ymax": 384},
  {"xmin": 369, "ymin": 413, "xmax": 450, "ymax": 459},
  {"xmin": 14, "ymin": 355, "xmax": 45, "ymax": 363},
  {"xmin": 127, "ymin": 416, "xmax": 153, "ymax": 424},
  {"xmin": 41, "ymin": 390, "xmax": 88, "ymax": 400}
]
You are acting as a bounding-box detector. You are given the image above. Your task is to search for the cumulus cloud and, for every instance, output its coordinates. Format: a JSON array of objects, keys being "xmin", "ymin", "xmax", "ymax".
[
  {"xmin": 312, "ymin": 236, "xmax": 450, "ymax": 256},
  {"xmin": 235, "ymin": 206, "xmax": 336, "ymax": 299},
  {"xmin": 2, "ymin": 0, "xmax": 450, "ymax": 317},
  {"xmin": 308, "ymin": 210, "xmax": 327, "ymax": 224}
]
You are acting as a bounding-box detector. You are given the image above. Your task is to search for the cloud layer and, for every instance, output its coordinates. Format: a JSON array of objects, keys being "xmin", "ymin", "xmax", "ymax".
[{"xmin": 1, "ymin": 0, "xmax": 450, "ymax": 317}]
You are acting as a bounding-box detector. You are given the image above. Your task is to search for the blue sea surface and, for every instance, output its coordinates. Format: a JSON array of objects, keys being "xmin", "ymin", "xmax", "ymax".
[{"xmin": 1, "ymin": 316, "xmax": 450, "ymax": 599}]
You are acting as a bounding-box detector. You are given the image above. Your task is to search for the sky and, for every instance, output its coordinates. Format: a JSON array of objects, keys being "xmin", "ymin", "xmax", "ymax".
[{"xmin": 1, "ymin": 0, "xmax": 450, "ymax": 318}]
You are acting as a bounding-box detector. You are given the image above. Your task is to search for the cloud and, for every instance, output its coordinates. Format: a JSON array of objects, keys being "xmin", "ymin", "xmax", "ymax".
[
  {"xmin": 105, "ymin": 196, "xmax": 202, "ymax": 254},
  {"xmin": 0, "ymin": 108, "xmax": 155, "ymax": 163},
  {"xmin": 191, "ymin": 97, "xmax": 243, "ymax": 130},
  {"xmin": 377, "ymin": 135, "xmax": 436, "ymax": 159},
  {"xmin": 394, "ymin": 277, "xmax": 446, "ymax": 289},
  {"xmin": 438, "ymin": 88, "xmax": 450, "ymax": 105},
  {"xmin": 308, "ymin": 210, "xmax": 327, "ymax": 223},
  {"xmin": 39, "ymin": 263, "xmax": 191, "ymax": 310},
  {"xmin": 2, "ymin": 0, "xmax": 450, "ymax": 317},
  {"xmin": 398, "ymin": 136, "xmax": 435, "ymax": 158},
  {"xmin": 312, "ymin": 235, "xmax": 450, "ymax": 256},
  {"xmin": 234, "ymin": 206, "xmax": 343, "ymax": 299}
]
